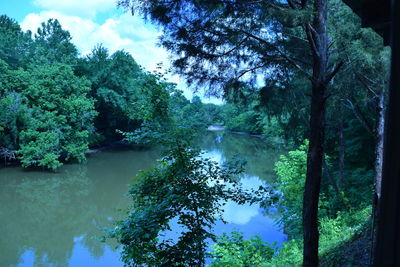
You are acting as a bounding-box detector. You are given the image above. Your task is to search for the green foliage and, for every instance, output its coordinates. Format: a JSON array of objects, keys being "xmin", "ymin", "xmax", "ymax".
[
  {"xmin": 344, "ymin": 168, "xmax": 374, "ymax": 207},
  {"xmin": 0, "ymin": 15, "xmax": 191, "ymax": 169},
  {"xmin": 268, "ymin": 207, "xmax": 372, "ymax": 266},
  {"xmin": 178, "ymin": 96, "xmax": 223, "ymax": 127},
  {"xmin": 208, "ymin": 212, "xmax": 370, "ymax": 267},
  {"xmin": 273, "ymin": 141, "xmax": 308, "ymax": 238},
  {"xmin": 19, "ymin": 131, "xmax": 63, "ymax": 170},
  {"xmin": 218, "ymin": 88, "xmax": 266, "ymax": 135},
  {"xmin": 217, "ymin": 88, "xmax": 291, "ymax": 139},
  {"xmin": 226, "ymin": 110, "xmax": 262, "ymax": 134},
  {"xmin": 78, "ymin": 46, "xmax": 145, "ymax": 142},
  {"xmin": 260, "ymin": 116, "xmax": 286, "ymax": 139},
  {"xmin": 16, "ymin": 64, "xmax": 96, "ymax": 169},
  {"xmin": 268, "ymin": 139, "xmax": 373, "ymax": 265},
  {"xmin": 0, "ymin": 9, "xmax": 386, "ymax": 265},
  {"xmin": 136, "ymin": 72, "xmax": 172, "ymax": 123},
  {"xmin": 0, "ymin": 17, "xmax": 96, "ymax": 169},
  {"xmin": 0, "ymin": 15, "xmax": 31, "ymax": 68},
  {"xmin": 209, "ymin": 231, "xmax": 275, "ymax": 267},
  {"xmin": 0, "ymin": 91, "xmax": 29, "ymax": 151},
  {"xmin": 318, "ymin": 207, "xmax": 371, "ymax": 257},
  {"xmin": 78, "ymin": 46, "xmax": 180, "ymax": 144},
  {"xmin": 111, "ymin": 120, "xmax": 263, "ymax": 266},
  {"xmin": 29, "ymin": 19, "xmax": 78, "ymax": 66},
  {"xmin": 207, "ymin": 206, "xmax": 371, "ymax": 267},
  {"xmin": 0, "ymin": 32, "xmax": 96, "ymax": 170},
  {"xmin": 118, "ymin": 0, "xmax": 296, "ymax": 92},
  {"xmin": 268, "ymin": 239, "xmax": 303, "ymax": 267}
]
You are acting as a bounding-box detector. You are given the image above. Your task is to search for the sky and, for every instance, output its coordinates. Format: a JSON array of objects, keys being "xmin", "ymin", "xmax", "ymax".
[{"xmin": 0, "ymin": 0, "xmax": 222, "ymax": 103}]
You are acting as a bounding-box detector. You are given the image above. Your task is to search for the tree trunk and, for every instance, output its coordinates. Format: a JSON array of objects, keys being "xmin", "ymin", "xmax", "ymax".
[
  {"xmin": 373, "ymin": 2, "xmax": 400, "ymax": 263},
  {"xmin": 303, "ymin": 0, "xmax": 328, "ymax": 266},
  {"xmin": 371, "ymin": 86, "xmax": 386, "ymax": 263},
  {"xmin": 338, "ymin": 103, "xmax": 345, "ymax": 188},
  {"xmin": 303, "ymin": 84, "xmax": 326, "ymax": 267},
  {"xmin": 374, "ymin": 88, "xmax": 386, "ymax": 206}
]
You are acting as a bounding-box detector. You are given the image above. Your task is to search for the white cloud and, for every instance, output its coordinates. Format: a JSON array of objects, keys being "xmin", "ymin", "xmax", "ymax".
[
  {"xmin": 20, "ymin": 11, "xmax": 169, "ymax": 72},
  {"xmin": 19, "ymin": 9, "xmax": 225, "ymax": 102},
  {"xmin": 33, "ymin": 0, "xmax": 117, "ymax": 19},
  {"xmin": 223, "ymin": 202, "xmax": 259, "ymax": 225}
]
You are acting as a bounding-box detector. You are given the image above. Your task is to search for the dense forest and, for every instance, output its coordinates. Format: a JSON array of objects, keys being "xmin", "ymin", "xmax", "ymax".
[
  {"xmin": 0, "ymin": 15, "xmax": 219, "ymax": 170},
  {"xmin": 0, "ymin": 0, "xmax": 393, "ymax": 265}
]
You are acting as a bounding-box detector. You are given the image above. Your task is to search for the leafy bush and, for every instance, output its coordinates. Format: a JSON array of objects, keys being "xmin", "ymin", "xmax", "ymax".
[
  {"xmin": 268, "ymin": 239, "xmax": 303, "ymax": 267},
  {"xmin": 274, "ymin": 141, "xmax": 308, "ymax": 238},
  {"xmin": 269, "ymin": 140, "xmax": 372, "ymax": 265},
  {"xmin": 266, "ymin": 206, "xmax": 371, "ymax": 266},
  {"xmin": 209, "ymin": 231, "xmax": 275, "ymax": 267}
]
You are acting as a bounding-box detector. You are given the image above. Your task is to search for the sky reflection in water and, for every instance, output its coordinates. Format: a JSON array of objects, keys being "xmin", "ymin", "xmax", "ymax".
[{"xmin": 0, "ymin": 131, "xmax": 286, "ymax": 266}]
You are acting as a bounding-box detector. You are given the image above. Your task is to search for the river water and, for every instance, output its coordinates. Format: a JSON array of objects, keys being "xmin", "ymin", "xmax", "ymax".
[{"xmin": 0, "ymin": 131, "xmax": 286, "ymax": 267}]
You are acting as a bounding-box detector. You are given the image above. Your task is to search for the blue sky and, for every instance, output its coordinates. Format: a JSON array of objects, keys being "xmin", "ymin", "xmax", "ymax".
[
  {"xmin": 0, "ymin": 0, "xmax": 168, "ymax": 71},
  {"xmin": 0, "ymin": 0, "xmax": 221, "ymax": 103},
  {"xmin": 0, "ymin": 0, "xmax": 40, "ymax": 21}
]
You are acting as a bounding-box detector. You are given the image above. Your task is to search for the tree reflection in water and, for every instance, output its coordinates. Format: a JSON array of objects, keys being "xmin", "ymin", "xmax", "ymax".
[
  {"xmin": 0, "ymin": 132, "xmax": 286, "ymax": 266},
  {"xmin": 0, "ymin": 147, "xmax": 159, "ymax": 267}
]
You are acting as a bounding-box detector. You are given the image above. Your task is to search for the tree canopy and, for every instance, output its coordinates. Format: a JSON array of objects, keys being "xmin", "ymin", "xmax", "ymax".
[
  {"xmin": 117, "ymin": 0, "xmax": 388, "ymax": 265},
  {"xmin": 0, "ymin": 15, "xmax": 199, "ymax": 170}
]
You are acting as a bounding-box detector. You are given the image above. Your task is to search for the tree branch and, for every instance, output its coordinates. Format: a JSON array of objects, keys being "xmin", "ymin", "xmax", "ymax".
[
  {"xmin": 240, "ymin": 29, "xmax": 313, "ymax": 80},
  {"xmin": 282, "ymin": 32, "xmax": 309, "ymax": 43},
  {"xmin": 236, "ymin": 63, "xmax": 268, "ymax": 79},
  {"xmin": 305, "ymin": 24, "xmax": 319, "ymax": 58},
  {"xmin": 324, "ymin": 61, "xmax": 344, "ymax": 85},
  {"xmin": 209, "ymin": 37, "xmax": 249, "ymax": 58},
  {"xmin": 345, "ymin": 98, "xmax": 375, "ymax": 137},
  {"xmin": 356, "ymin": 74, "xmax": 379, "ymax": 98}
]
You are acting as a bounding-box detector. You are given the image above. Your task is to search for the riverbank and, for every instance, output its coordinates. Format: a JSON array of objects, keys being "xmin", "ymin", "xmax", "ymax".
[
  {"xmin": 0, "ymin": 140, "xmax": 136, "ymax": 168},
  {"xmin": 207, "ymin": 124, "xmax": 286, "ymax": 148},
  {"xmin": 85, "ymin": 140, "xmax": 134, "ymax": 154},
  {"xmin": 208, "ymin": 124, "xmax": 265, "ymax": 138},
  {"xmin": 2, "ymin": 125, "xmax": 282, "ymax": 169}
]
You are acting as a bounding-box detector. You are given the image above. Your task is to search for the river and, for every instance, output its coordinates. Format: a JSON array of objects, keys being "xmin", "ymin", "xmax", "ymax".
[{"xmin": 0, "ymin": 131, "xmax": 286, "ymax": 267}]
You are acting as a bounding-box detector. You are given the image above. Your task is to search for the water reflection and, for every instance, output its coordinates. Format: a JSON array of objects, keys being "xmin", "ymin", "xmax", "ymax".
[
  {"xmin": 0, "ymin": 132, "xmax": 286, "ymax": 266},
  {"xmin": 201, "ymin": 133, "xmax": 286, "ymax": 244},
  {"xmin": 0, "ymin": 148, "xmax": 158, "ymax": 267},
  {"xmin": 200, "ymin": 131, "xmax": 282, "ymax": 183}
]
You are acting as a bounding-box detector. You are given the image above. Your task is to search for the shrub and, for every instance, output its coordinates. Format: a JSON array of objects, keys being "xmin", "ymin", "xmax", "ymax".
[{"xmin": 209, "ymin": 231, "xmax": 275, "ymax": 267}]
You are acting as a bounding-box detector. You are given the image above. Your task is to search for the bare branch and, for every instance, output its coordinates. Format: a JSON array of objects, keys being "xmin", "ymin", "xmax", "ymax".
[
  {"xmin": 356, "ymin": 74, "xmax": 379, "ymax": 98},
  {"xmin": 357, "ymin": 72, "xmax": 381, "ymax": 86},
  {"xmin": 305, "ymin": 24, "xmax": 319, "ymax": 58},
  {"xmin": 324, "ymin": 61, "xmax": 344, "ymax": 85},
  {"xmin": 210, "ymin": 37, "xmax": 249, "ymax": 58},
  {"xmin": 278, "ymin": 51, "xmax": 313, "ymax": 80},
  {"xmin": 282, "ymin": 32, "xmax": 309, "ymax": 43},
  {"xmin": 345, "ymin": 98, "xmax": 375, "ymax": 137},
  {"xmin": 236, "ymin": 63, "xmax": 268, "ymax": 79}
]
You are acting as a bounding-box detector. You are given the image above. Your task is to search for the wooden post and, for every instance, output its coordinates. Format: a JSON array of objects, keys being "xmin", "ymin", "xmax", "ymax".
[{"xmin": 373, "ymin": 0, "xmax": 400, "ymax": 265}]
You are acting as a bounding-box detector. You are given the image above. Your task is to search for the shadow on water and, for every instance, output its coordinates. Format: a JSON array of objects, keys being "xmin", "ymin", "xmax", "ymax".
[{"xmin": 0, "ymin": 131, "xmax": 286, "ymax": 266}]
